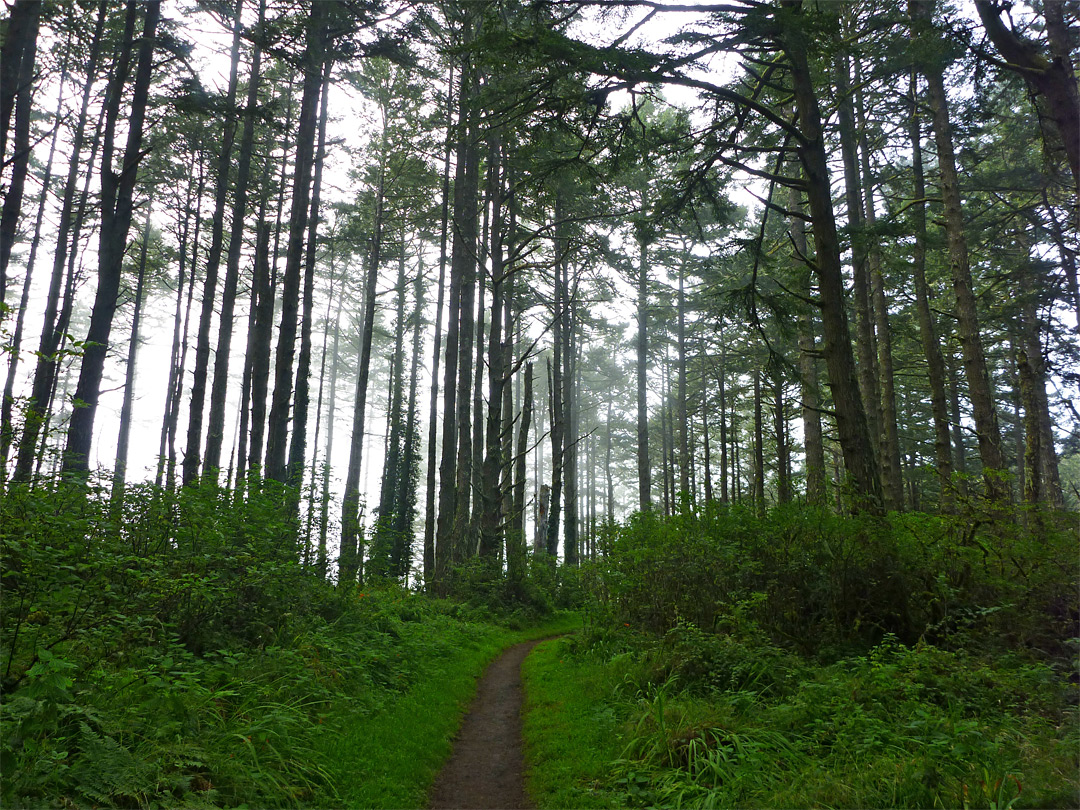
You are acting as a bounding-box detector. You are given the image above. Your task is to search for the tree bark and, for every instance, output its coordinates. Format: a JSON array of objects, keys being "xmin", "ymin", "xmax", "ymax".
[
  {"xmin": 423, "ymin": 65, "xmax": 453, "ymax": 590},
  {"xmin": 913, "ymin": 0, "xmax": 1006, "ymax": 501},
  {"xmin": 62, "ymin": 0, "xmax": 160, "ymax": 476},
  {"xmin": 204, "ymin": 0, "xmax": 265, "ymax": 476},
  {"xmin": 907, "ymin": 73, "xmax": 955, "ymax": 513},
  {"xmin": 635, "ymin": 231, "xmax": 652, "ymax": 511},
  {"xmin": 782, "ymin": 2, "xmax": 883, "ymax": 512},
  {"xmin": 974, "ymin": 0, "xmax": 1080, "ymax": 191},
  {"xmin": 183, "ymin": 0, "xmax": 246, "ymax": 485},
  {"xmin": 265, "ymin": 0, "xmax": 326, "ymax": 484},
  {"xmin": 113, "ymin": 199, "xmax": 154, "ymax": 494},
  {"xmin": 11, "ymin": 0, "xmax": 108, "ymax": 484},
  {"xmin": 0, "ymin": 0, "xmax": 41, "ymax": 291}
]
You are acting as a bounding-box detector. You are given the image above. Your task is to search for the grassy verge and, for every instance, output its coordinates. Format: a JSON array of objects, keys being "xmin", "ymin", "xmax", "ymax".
[
  {"xmin": 522, "ymin": 636, "xmax": 626, "ymax": 809},
  {"xmin": 316, "ymin": 609, "xmax": 581, "ymax": 809},
  {"xmin": 522, "ymin": 630, "xmax": 1080, "ymax": 809}
]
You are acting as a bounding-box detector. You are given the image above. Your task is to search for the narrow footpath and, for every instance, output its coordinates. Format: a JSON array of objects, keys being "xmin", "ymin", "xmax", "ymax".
[{"xmin": 428, "ymin": 639, "xmax": 542, "ymax": 810}]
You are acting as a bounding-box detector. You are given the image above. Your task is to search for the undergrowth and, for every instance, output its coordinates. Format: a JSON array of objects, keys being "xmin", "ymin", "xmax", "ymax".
[
  {"xmin": 0, "ymin": 479, "xmax": 576, "ymax": 809},
  {"xmin": 525, "ymin": 503, "xmax": 1080, "ymax": 809}
]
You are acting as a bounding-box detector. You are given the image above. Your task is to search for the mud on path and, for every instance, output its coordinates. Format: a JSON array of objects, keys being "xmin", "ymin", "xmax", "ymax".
[{"xmin": 428, "ymin": 639, "xmax": 543, "ymax": 810}]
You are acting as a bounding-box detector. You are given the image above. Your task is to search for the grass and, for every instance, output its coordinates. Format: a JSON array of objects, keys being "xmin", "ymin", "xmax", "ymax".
[
  {"xmin": 521, "ymin": 636, "xmax": 626, "ymax": 809},
  {"xmin": 316, "ymin": 610, "xmax": 581, "ymax": 809},
  {"xmin": 521, "ymin": 630, "xmax": 1080, "ymax": 810}
]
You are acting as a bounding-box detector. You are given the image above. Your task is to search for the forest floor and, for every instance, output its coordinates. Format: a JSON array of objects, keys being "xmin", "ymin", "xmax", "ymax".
[{"xmin": 428, "ymin": 639, "xmax": 543, "ymax": 810}]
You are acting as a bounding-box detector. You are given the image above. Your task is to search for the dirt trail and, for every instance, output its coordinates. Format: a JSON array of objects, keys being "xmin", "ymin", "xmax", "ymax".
[{"xmin": 428, "ymin": 639, "xmax": 542, "ymax": 810}]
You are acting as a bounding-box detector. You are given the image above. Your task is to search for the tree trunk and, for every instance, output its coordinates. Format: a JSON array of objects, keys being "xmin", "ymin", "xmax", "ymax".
[
  {"xmin": 753, "ymin": 364, "xmax": 765, "ymax": 516},
  {"xmin": 913, "ymin": 0, "xmax": 1006, "ymax": 501},
  {"xmin": 287, "ymin": 55, "xmax": 333, "ymax": 499},
  {"xmin": 340, "ymin": 164, "xmax": 385, "ymax": 586},
  {"xmin": 1, "ymin": 52, "xmax": 65, "ymax": 476},
  {"xmin": 719, "ymin": 341, "xmax": 729, "ymax": 503},
  {"xmin": 158, "ymin": 153, "xmax": 204, "ymax": 490},
  {"xmin": 834, "ymin": 53, "xmax": 883, "ymax": 470},
  {"xmin": 677, "ymin": 259, "xmax": 690, "ymax": 502},
  {"xmin": 511, "ymin": 361, "xmax": 533, "ymax": 581},
  {"xmin": 783, "ymin": 2, "xmax": 883, "ymax": 512},
  {"xmin": 479, "ymin": 135, "xmax": 506, "ymax": 561},
  {"xmin": 265, "ymin": 0, "xmax": 326, "ymax": 484},
  {"xmin": 774, "ymin": 372, "xmax": 791, "ymax": 504},
  {"xmin": 907, "ymin": 73, "xmax": 955, "ymax": 513},
  {"xmin": 311, "ymin": 249, "xmax": 341, "ymax": 578},
  {"xmin": 11, "ymin": 0, "xmax": 108, "ymax": 484},
  {"xmin": 183, "ymin": 0, "xmax": 246, "ymax": 485},
  {"xmin": 62, "ymin": 0, "xmax": 160, "ymax": 476},
  {"xmin": 564, "ymin": 294, "xmax": 579, "ymax": 565},
  {"xmin": 855, "ymin": 66, "xmax": 903, "ymax": 511},
  {"xmin": 205, "ymin": 0, "xmax": 265, "ymax": 476},
  {"xmin": 635, "ymin": 231, "xmax": 652, "ymax": 511},
  {"xmin": 0, "ymin": 0, "xmax": 42, "ymax": 290},
  {"xmin": 113, "ymin": 199, "xmax": 154, "ymax": 494},
  {"xmin": 790, "ymin": 183, "xmax": 826, "ymax": 505},
  {"xmin": 423, "ymin": 65, "xmax": 454, "ymax": 590}
]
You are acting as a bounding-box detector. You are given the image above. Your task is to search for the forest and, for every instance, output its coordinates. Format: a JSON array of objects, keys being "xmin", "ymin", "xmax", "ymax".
[{"xmin": 1, "ymin": 0, "xmax": 1078, "ymax": 807}]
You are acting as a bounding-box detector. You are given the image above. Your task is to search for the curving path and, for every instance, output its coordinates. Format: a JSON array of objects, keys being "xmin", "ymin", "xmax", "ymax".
[{"xmin": 428, "ymin": 639, "xmax": 542, "ymax": 810}]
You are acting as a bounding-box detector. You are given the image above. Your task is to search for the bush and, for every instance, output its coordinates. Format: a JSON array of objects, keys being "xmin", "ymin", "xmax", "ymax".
[{"xmin": 589, "ymin": 503, "xmax": 1079, "ymax": 661}]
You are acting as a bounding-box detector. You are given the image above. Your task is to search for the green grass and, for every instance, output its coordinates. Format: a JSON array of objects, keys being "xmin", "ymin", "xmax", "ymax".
[
  {"xmin": 521, "ymin": 631, "xmax": 1080, "ymax": 810},
  {"xmin": 522, "ymin": 636, "xmax": 626, "ymax": 809},
  {"xmin": 315, "ymin": 611, "xmax": 581, "ymax": 809}
]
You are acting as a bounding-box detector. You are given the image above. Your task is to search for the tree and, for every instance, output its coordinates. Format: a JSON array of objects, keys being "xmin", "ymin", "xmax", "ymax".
[{"xmin": 62, "ymin": 0, "xmax": 161, "ymax": 476}]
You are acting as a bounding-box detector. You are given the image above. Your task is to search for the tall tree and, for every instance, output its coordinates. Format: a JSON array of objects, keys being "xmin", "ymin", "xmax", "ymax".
[
  {"xmin": 912, "ymin": 0, "xmax": 1006, "ymax": 501},
  {"xmin": 62, "ymin": 0, "xmax": 161, "ymax": 476},
  {"xmin": 265, "ymin": 0, "xmax": 327, "ymax": 484}
]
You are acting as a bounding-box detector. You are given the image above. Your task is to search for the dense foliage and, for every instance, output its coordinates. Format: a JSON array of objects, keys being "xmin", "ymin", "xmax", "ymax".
[
  {"xmin": 0, "ymin": 481, "xmax": 572, "ymax": 809},
  {"xmin": 523, "ymin": 504, "xmax": 1079, "ymax": 809}
]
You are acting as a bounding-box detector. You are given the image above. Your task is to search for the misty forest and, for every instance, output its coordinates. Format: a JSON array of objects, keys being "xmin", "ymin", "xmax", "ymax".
[{"xmin": 1, "ymin": 0, "xmax": 1078, "ymax": 807}]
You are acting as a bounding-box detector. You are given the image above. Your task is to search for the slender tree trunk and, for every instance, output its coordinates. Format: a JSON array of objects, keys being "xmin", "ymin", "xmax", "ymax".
[
  {"xmin": 159, "ymin": 155, "xmax": 205, "ymax": 490},
  {"xmin": 287, "ymin": 56, "xmax": 333, "ymax": 500},
  {"xmin": 438, "ymin": 35, "xmax": 480, "ymax": 585},
  {"xmin": 677, "ymin": 259, "xmax": 690, "ymax": 502},
  {"xmin": 183, "ymin": 0, "xmax": 246, "ymax": 485},
  {"xmin": 564, "ymin": 293, "xmax": 579, "ymax": 564},
  {"xmin": 511, "ymin": 358, "xmax": 533, "ymax": 581},
  {"xmin": 0, "ymin": 0, "xmax": 42, "ymax": 291},
  {"xmin": 310, "ymin": 249, "xmax": 340, "ymax": 578},
  {"xmin": 782, "ymin": 3, "xmax": 883, "ymax": 511},
  {"xmin": 1, "ymin": 54, "xmax": 65, "ymax": 476},
  {"xmin": 246, "ymin": 219, "xmax": 274, "ymax": 476},
  {"xmin": 340, "ymin": 164, "xmax": 385, "ymax": 586},
  {"xmin": 605, "ymin": 394, "xmax": 614, "ymax": 518},
  {"xmin": 835, "ymin": 54, "xmax": 882, "ymax": 458},
  {"xmin": 113, "ymin": 199, "xmax": 154, "ymax": 494},
  {"xmin": 702, "ymin": 383, "xmax": 713, "ymax": 503},
  {"xmin": 753, "ymin": 364, "xmax": 765, "ymax": 516},
  {"xmin": 479, "ymin": 136, "xmax": 506, "ymax": 561},
  {"xmin": 205, "ymin": 0, "xmax": 265, "ymax": 475},
  {"xmin": 62, "ymin": 0, "xmax": 160, "ymax": 476},
  {"xmin": 774, "ymin": 372, "xmax": 791, "ymax": 504},
  {"xmin": 393, "ymin": 263, "xmax": 425, "ymax": 580},
  {"xmin": 947, "ymin": 351, "xmax": 969, "ymax": 500},
  {"xmin": 790, "ymin": 183, "xmax": 825, "ymax": 505},
  {"xmin": 719, "ymin": 342, "xmax": 729, "ymax": 503},
  {"xmin": 11, "ymin": 0, "xmax": 108, "ymax": 484},
  {"xmin": 265, "ymin": 0, "xmax": 326, "ymax": 484},
  {"xmin": 913, "ymin": 0, "xmax": 1006, "ymax": 500},
  {"xmin": 423, "ymin": 65, "xmax": 454, "ymax": 590},
  {"xmin": 855, "ymin": 67, "xmax": 903, "ymax": 511},
  {"xmin": 907, "ymin": 73, "xmax": 955, "ymax": 513},
  {"xmin": 636, "ymin": 231, "xmax": 651, "ymax": 511}
]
